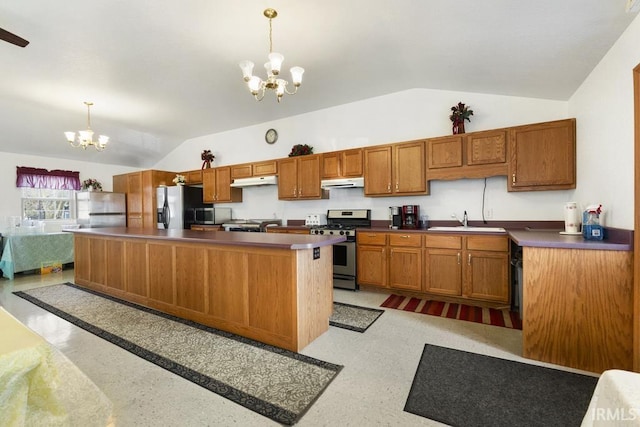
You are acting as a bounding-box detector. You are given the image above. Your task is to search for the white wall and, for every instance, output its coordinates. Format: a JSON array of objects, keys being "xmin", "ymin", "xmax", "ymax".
[
  {"xmin": 154, "ymin": 88, "xmax": 573, "ymax": 224},
  {"xmin": 0, "ymin": 152, "xmax": 137, "ymax": 231},
  {"xmin": 568, "ymin": 12, "xmax": 640, "ymax": 229}
]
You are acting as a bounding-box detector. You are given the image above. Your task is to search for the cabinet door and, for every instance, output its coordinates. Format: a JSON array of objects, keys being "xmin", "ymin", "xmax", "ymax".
[
  {"xmin": 214, "ymin": 167, "xmax": 231, "ymax": 202},
  {"xmin": 508, "ymin": 119, "xmax": 576, "ymax": 191},
  {"xmin": 394, "ymin": 141, "xmax": 426, "ymax": 194},
  {"xmin": 202, "ymin": 169, "xmax": 216, "ymax": 203},
  {"xmin": 321, "ymin": 152, "xmax": 341, "ymax": 179},
  {"xmin": 297, "ymin": 155, "xmax": 322, "ymax": 199},
  {"xmin": 182, "ymin": 170, "xmax": 203, "ymax": 184},
  {"xmin": 278, "ymin": 158, "xmax": 298, "ymax": 199},
  {"xmin": 356, "ymin": 245, "xmax": 387, "ymax": 288},
  {"xmin": 126, "ymin": 172, "xmax": 143, "ymax": 228},
  {"xmin": 364, "ymin": 145, "xmax": 392, "ymax": 195},
  {"xmin": 424, "ymin": 248, "xmax": 462, "ymax": 296},
  {"xmin": 252, "ymin": 160, "xmax": 277, "ymax": 176},
  {"xmin": 464, "ymin": 250, "xmax": 510, "ymax": 303},
  {"xmin": 427, "ymin": 135, "xmax": 463, "ymax": 169},
  {"xmin": 389, "ymin": 247, "xmax": 422, "ymax": 291},
  {"xmin": 466, "ymin": 130, "xmax": 507, "ymax": 166},
  {"xmin": 342, "ymin": 149, "xmax": 363, "ymax": 177},
  {"xmin": 231, "ymin": 164, "xmax": 253, "ymax": 179}
]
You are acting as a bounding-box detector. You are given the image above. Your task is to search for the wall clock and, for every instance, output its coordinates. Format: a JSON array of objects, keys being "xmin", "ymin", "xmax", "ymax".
[{"xmin": 265, "ymin": 128, "xmax": 278, "ymax": 144}]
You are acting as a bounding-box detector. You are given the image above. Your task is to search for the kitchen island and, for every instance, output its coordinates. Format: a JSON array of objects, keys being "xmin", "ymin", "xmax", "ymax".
[
  {"xmin": 69, "ymin": 227, "xmax": 345, "ymax": 352},
  {"xmin": 510, "ymin": 230, "xmax": 633, "ymax": 373}
]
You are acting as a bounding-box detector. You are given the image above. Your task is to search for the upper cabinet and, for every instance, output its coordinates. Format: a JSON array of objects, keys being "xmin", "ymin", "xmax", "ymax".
[
  {"xmin": 180, "ymin": 169, "xmax": 203, "ymax": 185},
  {"xmin": 426, "ymin": 129, "xmax": 508, "ymax": 181},
  {"xmin": 230, "ymin": 160, "xmax": 277, "ymax": 179},
  {"xmin": 203, "ymin": 167, "xmax": 243, "ymax": 203},
  {"xmin": 321, "ymin": 148, "xmax": 363, "ymax": 179},
  {"xmin": 508, "ymin": 118, "xmax": 576, "ymax": 192},
  {"xmin": 278, "ymin": 154, "xmax": 328, "ymax": 200},
  {"xmin": 364, "ymin": 140, "xmax": 427, "ymax": 196}
]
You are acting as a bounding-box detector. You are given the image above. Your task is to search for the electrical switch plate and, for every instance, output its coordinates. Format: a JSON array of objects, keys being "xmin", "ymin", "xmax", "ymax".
[
  {"xmin": 313, "ymin": 247, "xmax": 320, "ymax": 260},
  {"xmin": 485, "ymin": 208, "xmax": 493, "ymax": 219}
]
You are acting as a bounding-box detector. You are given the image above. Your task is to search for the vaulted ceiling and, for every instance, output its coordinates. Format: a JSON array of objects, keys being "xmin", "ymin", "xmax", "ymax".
[{"xmin": 0, "ymin": 1, "xmax": 637, "ymax": 167}]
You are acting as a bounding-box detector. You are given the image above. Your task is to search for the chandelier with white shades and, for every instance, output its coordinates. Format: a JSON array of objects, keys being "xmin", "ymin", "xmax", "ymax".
[
  {"xmin": 64, "ymin": 102, "xmax": 109, "ymax": 151},
  {"xmin": 239, "ymin": 8, "xmax": 304, "ymax": 102}
]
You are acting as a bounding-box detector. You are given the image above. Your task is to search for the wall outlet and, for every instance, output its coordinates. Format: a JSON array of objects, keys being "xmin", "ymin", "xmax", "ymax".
[{"xmin": 485, "ymin": 208, "xmax": 493, "ymax": 219}]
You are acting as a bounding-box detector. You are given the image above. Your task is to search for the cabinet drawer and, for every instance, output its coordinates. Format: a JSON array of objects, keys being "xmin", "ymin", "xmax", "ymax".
[
  {"xmin": 466, "ymin": 235, "xmax": 508, "ymax": 252},
  {"xmin": 357, "ymin": 232, "xmax": 387, "ymax": 246},
  {"xmin": 424, "ymin": 234, "xmax": 462, "ymax": 249},
  {"xmin": 389, "ymin": 233, "xmax": 422, "ymax": 247}
]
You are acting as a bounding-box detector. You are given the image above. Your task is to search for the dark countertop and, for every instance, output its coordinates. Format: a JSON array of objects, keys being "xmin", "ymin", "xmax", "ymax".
[
  {"xmin": 362, "ymin": 226, "xmax": 633, "ymax": 251},
  {"xmin": 69, "ymin": 227, "xmax": 346, "ymax": 250}
]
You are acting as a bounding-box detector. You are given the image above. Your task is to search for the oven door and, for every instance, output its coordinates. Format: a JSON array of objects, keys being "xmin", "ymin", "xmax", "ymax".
[{"xmin": 333, "ymin": 241, "xmax": 356, "ymax": 277}]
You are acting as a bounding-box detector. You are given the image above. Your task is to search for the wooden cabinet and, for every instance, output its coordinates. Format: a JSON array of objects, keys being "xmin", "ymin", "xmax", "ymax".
[
  {"xmin": 180, "ymin": 170, "xmax": 203, "ymax": 184},
  {"xmin": 277, "ymin": 155, "xmax": 328, "ymax": 200},
  {"xmin": 113, "ymin": 170, "xmax": 175, "ymax": 229},
  {"xmin": 364, "ymin": 140, "xmax": 427, "ymax": 196},
  {"xmin": 356, "ymin": 232, "xmax": 387, "ymax": 288},
  {"xmin": 424, "ymin": 234, "xmax": 510, "ymax": 303},
  {"xmin": 231, "ymin": 160, "xmax": 277, "ymax": 179},
  {"xmin": 508, "ymin": 118, "xmax": 576, "ymax": 191},
  {"xmin": 321, "ymin": 148, "xmax": 363, "ymax": 179},
  {"xmin": 203, "ymin": 167, "xmax": 242, "ymax": 203},
  {"xmin": 356, "ymin": 231, "xmax": 422, "ymax": 291},
  {"xmin": 426, "ymin": 129, "xmax": 508, "ymax": 181}
]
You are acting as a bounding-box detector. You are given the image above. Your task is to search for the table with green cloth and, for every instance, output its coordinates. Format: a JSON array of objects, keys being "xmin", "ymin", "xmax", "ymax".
[{"xmin": 0, "ymin": 232, "xmax": 74, "ymax": 280}]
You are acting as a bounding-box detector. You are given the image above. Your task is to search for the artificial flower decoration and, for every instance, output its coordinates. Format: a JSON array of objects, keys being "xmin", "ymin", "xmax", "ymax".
[
  {"xmin": 201, "ymin": 150, "xmax": 215, "ymax": 169},
  {"xmin": 288, "ymin": 144, "xmax": 314, "ymax": 157},
  {"xmin": 449, "ymin": 102, "xmax": 474, "ymax": 134},
  {"xmin": 82, "ymin": 178, "xmax": 102, "ymax": 191},
  {"xmin": 173, "ymin": 174, "xmax": 186, "ymax": 185}
]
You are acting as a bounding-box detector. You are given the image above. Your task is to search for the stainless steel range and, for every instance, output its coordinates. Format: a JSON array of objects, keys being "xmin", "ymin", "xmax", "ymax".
[{"xmin": 310, "ymin": 209, "xmax": 371, "ymax": 290}]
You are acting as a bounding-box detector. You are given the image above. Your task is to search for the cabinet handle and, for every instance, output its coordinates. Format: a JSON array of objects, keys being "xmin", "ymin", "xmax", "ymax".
[
  {"xmin": 387, "ymin": 183, "xmax": 391, "ymax": 191},
  {"xmin": 468, "ymin": 253, "xmax": 472, "ymax": 265},
  {"xmin": 401, "ymin": 235, "xmax": 410, "ymax": 238},
  {"xmin": 457, "ymin": 252, "xmax": 461, "ymax": 264},
  {"xmin": 395, "ymin": 182, "xmax": 399, "ymax": 190},
  {"xmin": 512, "ymin": 173, "xmax": 516, "ymax": 184}
]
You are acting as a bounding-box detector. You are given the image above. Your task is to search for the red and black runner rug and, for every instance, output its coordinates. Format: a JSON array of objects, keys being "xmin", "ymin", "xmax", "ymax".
[{"xmin": 381, "ymin": 294, "xmax": 522, "ymax": 330}]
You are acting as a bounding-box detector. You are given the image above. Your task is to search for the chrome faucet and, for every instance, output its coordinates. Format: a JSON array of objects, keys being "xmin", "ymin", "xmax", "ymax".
[{"xmin": 452, "ymin": 211, "xmax": 469, "ymax": 227}]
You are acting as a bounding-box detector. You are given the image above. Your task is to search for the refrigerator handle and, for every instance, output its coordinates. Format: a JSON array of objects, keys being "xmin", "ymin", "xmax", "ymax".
[{"xmin": 162, "ymin": 198, "xmax": 170, "ymax": 229}]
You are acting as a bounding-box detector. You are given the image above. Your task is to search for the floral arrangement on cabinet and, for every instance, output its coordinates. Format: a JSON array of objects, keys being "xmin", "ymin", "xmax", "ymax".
[
  {"xmin": 173, "ymin": 174, "xmax": 186, "ymax": 185},
  {"xmin": 449, "ymin": 102, "xmax": 474, "ymax": 135},
  {"xmin": 288, "ymin": 144, "xmax": 314, "ymax": 157},
  {"xmin": 201, "ymin": 150, "xmax": 215, "ymax": 169},
  {"xmin": 82, "ymin": 178, "xmax": 102, "ymax": 191}
]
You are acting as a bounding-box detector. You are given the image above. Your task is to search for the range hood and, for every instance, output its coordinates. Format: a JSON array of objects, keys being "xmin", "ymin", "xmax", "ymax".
[
  {"xmin": 320, "ymin": 177, "xmax": 365, "ymax": 189},
  {"xmin": 230, "ymin": 175, "xmax": 278, "ymax": 188}
]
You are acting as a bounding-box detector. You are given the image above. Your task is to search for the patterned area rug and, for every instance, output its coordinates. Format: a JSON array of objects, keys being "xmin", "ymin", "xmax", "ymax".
[
  {"xmin": 14, "ymin": 283, "xmax": 343, "ymax": 425},
  {"xmin": 329, "ymin": 302, "xmax": 384, "ymax": 332},
  {"xmin": 381, "ymin": 294, "xmax": 522, "ymax": 330}
]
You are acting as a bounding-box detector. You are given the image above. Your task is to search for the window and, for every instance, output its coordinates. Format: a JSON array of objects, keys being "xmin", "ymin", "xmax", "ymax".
[
  {"xmin": 21, "ymin": 188, "xmax": 74, "ymax": 220},
  {"xmin": 16, "ymin": 166, "xmax": 80, "ymax": 221}
]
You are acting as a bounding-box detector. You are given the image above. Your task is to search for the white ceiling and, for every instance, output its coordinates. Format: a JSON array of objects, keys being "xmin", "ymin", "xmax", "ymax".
[{"xmin": 0, "ymin": 0, "xmax": 637, "ymax": 168}]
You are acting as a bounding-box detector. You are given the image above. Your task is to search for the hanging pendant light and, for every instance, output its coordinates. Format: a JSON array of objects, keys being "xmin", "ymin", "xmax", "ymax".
[
  {"xmin": 239, "ymin": 8, "xmax": 304, "ymax": 103},
  {"xmin": 64, "ymin": 102, "xmax": 109, "ymax": 151}
]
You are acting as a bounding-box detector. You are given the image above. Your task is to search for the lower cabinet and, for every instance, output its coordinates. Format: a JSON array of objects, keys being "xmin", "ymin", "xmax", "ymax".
[
  {"xmin": 357, "ymin": 231, "xmax": 510, "ymax": 304},
  {"xmin": 424, "ymin": 234, "xmax": 510, "ymax": 303},
  {"xmin": 356, "ymin": 231, "xmax": 423, "ymax": 292}
]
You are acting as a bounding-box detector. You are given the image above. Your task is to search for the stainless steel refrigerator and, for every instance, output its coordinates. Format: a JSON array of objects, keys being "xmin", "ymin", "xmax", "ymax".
[
  {"xmin": 76, "ymin": 191, "xmax": 126, "ymax": 228},
  {"xmin": 157, "ymin": 185, "xmax": 213, "ymax": 229}
]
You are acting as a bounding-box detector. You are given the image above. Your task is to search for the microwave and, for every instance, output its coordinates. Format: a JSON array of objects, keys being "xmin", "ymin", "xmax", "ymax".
[{"xmin": 189, "ymin": 207, "xmax": 232, "ymax": 225}]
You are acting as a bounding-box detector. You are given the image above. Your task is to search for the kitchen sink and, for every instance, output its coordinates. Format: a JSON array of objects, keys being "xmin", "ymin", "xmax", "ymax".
[{"xmin": 428, "ymin": 226, "xmax": 506, "ymax": 233}]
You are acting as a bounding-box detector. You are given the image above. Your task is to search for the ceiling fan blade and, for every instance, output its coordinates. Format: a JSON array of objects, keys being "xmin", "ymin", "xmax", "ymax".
[{"xmin": 0, "ymin": 27, "xmax": 29, "ymax": 47}]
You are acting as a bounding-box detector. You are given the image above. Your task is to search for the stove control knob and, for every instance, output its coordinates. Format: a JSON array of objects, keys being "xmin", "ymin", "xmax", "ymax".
[
  {"xmin": 328, "ymin": 230, "xmax": 334, "ymax": 235},
  {"xmin": 319, "ymin": 230, "xmax": 324, "ymax": 235},
  {"xmin": 339, "ymin": 230, "xmax": 345, "ymax": 235}
]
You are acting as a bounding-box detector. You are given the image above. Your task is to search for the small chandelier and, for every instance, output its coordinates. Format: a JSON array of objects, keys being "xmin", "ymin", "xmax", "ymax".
[
  {"xmin": 239, "ymin": 8, "xmax": 304, "ymax": 103},
  {"xmin": 64, "ymin": 102, "xmax": 109, "ymax": 151}
]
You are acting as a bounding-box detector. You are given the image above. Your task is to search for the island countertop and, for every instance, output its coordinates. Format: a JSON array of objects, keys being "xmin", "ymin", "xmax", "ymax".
[{"xmin": 69, "ymin": 227, "xmax": 346, "ymax": 249}]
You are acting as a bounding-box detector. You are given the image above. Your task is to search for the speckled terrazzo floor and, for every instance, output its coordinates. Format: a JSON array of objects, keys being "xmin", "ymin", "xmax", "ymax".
[{"xmin": 1, "ymin": 269, "xmax": 591, "ymax": 426}]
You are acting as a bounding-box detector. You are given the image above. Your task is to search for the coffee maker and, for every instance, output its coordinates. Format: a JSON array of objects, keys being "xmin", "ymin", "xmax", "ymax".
[
  {"xmin": 401, "ymin": 205, "xmax": 419, "ymax": 229},
  {"xmin": 389, "ymin": 206, "xmax": 402, "ymax": 229}
]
